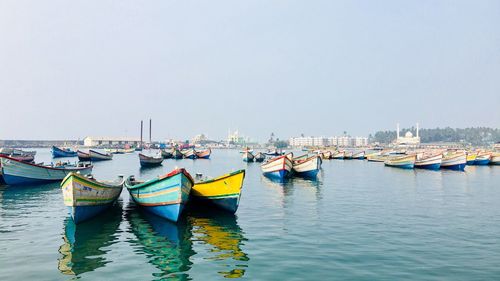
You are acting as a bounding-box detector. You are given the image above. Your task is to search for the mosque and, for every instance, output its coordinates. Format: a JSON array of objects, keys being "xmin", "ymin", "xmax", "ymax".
[{"xmin": 394, "ymin": 123, "xmax": 421, "ymax": 145}]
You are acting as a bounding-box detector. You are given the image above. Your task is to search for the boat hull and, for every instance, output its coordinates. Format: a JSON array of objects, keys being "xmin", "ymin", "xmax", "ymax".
[
  {"xmin": 192, "ymin": 170, "xmax": 245, "ymax": 213},
  {"xmin": 52, "ymin": 146, "xmax": 77, "ymax": 158},
  {"xmin": 89, "ymin": 150, "xmax": 113, "ymax": 161},
  {"xmin": 195, "ymin": 149, "xmax": 211, "ymax": 159},
  {"xmin": 293, "ymin": 156, "xmax": 321, "ymax": 179},
  {"xmin": 473, "ymin": 154, "xmax": 491, "ymax": 165},
  {"xmin": 61, "ymin": 172, "xmax": 124, "ymax": 223},
  {"xmin": 77, "ymin": 150, "xmax": 91, "ymax": 161},
  {"xmin": 441, "ymin": 153, "xmax": 466, "ymax": 171},
  {"xmin": 384, "ymin": 155, "xmax": 416, "ymax": 169},
  {"xmin": 126, "ymin": 169, "xmax": 193, "ymax": 222},
  {"xmin": 1, "ymin": 156, "xmax": 93, "ymax": 185},
  {"xmin": 415, "ymin": 163, "xmax": 441, "ymax": 170}
]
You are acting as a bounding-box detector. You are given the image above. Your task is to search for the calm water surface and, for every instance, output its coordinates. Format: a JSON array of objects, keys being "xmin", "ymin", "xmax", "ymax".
[{"xmin": 1, "ymin": 149, "xmax": 499, "ymax": 280}]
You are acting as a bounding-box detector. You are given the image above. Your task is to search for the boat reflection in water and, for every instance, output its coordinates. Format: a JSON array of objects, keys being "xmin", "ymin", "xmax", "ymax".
[
  {"xmin": 126, "ymin": 202, "xmax": 194, "ymax": 280},
  {"xmin": 188, "ymin": 208, "xmax": 249, "ymax": 278},
  {"xmin": 126, "ymin": 202, "xmax": 249, "ymax": 279},
  {"xmin": 58, "ymin": 201, "xmax": 122, "ymax": 276}
]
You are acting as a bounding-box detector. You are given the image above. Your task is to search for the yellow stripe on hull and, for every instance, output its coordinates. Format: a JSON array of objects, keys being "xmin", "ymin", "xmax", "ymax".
[{"xmin": 192, "ymin": 170, "xmax": 245, "ymax": 198}]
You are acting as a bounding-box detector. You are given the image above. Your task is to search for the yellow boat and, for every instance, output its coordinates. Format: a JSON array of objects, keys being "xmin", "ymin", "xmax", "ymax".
[
  {"xmin": 192, "ymin": 169, "xmax": 245, "ymax": 213},
  {"xmin": 466, "ymin": 151, "xmax": 477, "ymax": 165}
]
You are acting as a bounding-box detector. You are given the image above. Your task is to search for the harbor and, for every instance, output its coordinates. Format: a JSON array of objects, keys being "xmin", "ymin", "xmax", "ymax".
[{"xmin": 0, "ymin": 148, "xmax": 499, "ymax": 280}]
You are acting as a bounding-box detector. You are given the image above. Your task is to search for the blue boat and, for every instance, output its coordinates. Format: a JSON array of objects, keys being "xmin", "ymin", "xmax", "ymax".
[
  {"xmin": 384, "ymin": 155, "xmax": 416, "ymax": 169},
  {"xmin": 0, "ymin": 156, "xmax": 93, "ymax": 185},
  {"xmin": 261, "ymin": 155, "xmax": 293, "ymax": 181},
  {"xmin": 474, "ymin": 153, "xmax": 491, "ymax": 165},
  {"xmin": 124, "ymin": 169, "xmax": 194, "ymax": 222},
  {"xmin": 415, "ymin": 154, "xmax": 442, "ymax": 171},
  {"xmin": 61, "ymin": 173, "xmax": 124, "ymax": 224},
  {"xmin": 52, "ymin": 146, "xmax": 77, "ymax": 158},
  {"xmin": 441, "ymin": 152, "xmax": 467, "ymax": 171},
  {"xmin": 292, "ymin": 155, "xmax": 321, "ymax": 179}
]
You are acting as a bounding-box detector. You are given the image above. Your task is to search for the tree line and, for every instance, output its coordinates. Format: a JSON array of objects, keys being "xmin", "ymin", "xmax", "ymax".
[{"xmin": 370, "ymin": 127, "xmax": 500, "ymax": 145}]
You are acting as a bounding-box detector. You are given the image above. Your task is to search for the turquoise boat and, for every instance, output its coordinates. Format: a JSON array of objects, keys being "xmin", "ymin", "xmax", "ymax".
[{"xmin": 125, "ymin": 168, "xmax": 194, "ymax": 222}]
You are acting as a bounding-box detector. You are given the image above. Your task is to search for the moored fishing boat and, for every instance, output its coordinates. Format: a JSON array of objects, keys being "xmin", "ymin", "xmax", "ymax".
[
  {"xmin": 191, "ymin": 169, "xmax": 245, "ymax": 213},
  {"xmin": 172, "ymin": 148, "xmax": 183, "ymax": 159},
  {"xmin": 161, "ymin": 149, "xmax": 173, "ymax": 159},
  {"xmin": 490, "ymin": 152, "xmax": 500, "ymax": 165},
  {"xmin": 441, "ymin": 152, "xmax": 467, "ymax": 171},
  {"xmin": 195, "ymin": 148, "xmax": 212, "ymax": 159},
  {"xmin": 352, "ymin": 151, "xmax": 365, "ymax": 160},
  {"xmin": 0, "ymin": 148, "xmax": 36, "ymax": 157},
  {"xmin": 139, "ymin": 152, "xmax": 163, "ymax": 167},
  {"xmin": 265, "ymin": 149, "xmax": 281, "ymax": 156},
  {"xmin": 261, "ymin": 154, "xmax": 293, "ymax": 181},
  {"xmin": 466, "ymin": 152, "xmax": 477, "ymax": 165},
  {"xmin": 384, "ymin": 154, "xmax": 416, "ymax": 169},
  {"xmin": 292, "ymin": 155, "xmax": 321, "ymax": 178},
  {"xmin": 89, "ymin": 150, "xmax": 113, "ymax": 161},
  {"xmin": 77, "ymin": 150, "xmax": 91, "ymax": 161},
  {"xmin": 332, "ymin": 151, "xmax": 345, "ymax": 159},
  {"xmin": 367, "ymin": 154, "xmax": 387, "ymax": 162},
  {"xmin": 474, "ymin": 152, "xmax": 491, "ymax": 165},
  {"xmin": 415, "ymin": 153, "xmax": 442, "ymax": 170},
  {"xmin": 0, "ymin": 155, "xmax": 93, "ymax": 185},
  {"xmin": 321, "ymin": 151, "xmax": 332, "ymax": 160},
  {"xmin": 255, "ymin": 152, "xmax": 266, "ymax": 162},
  {"xmin": 52, "ymin": 146, "xmax": 78, "ymax": 158},
  {"xmin": 125, "ymin": 168, "xmax": 194, "ymax": 222},
  {"xmin": 182, "ymin": 148, "xmax": 197, "ymax": 159},
  {"xmin": 242, "ymin": 151, "xmax": 255, "ymax": 162},
  {"xmin": 61, "ymin": 172, "xmax": 124, "ymax": 223},
  {"xmin": 344, "ymin": 151, "xmax": 354, "ymax": 160}
]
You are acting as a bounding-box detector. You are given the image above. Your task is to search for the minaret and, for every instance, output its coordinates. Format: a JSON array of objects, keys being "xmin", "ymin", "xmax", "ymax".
[
  {"xmin": 397, "ymin": 123, "xmax": 400, "ymax": 139},
  {"xmin": 416, "ymin": 122, "xmax": 419, "ymax": 138}
]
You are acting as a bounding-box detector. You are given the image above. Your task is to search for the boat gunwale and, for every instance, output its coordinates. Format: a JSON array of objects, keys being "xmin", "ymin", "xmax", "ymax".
[{"xmin": 0, "ymin": 155, "xmax": 93, "ymax": 172}]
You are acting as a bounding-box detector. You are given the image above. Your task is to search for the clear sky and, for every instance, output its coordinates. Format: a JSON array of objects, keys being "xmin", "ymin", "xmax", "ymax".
[{"xmin": 1, "ymin": 0, "xmax": 499, "ymax": 142}]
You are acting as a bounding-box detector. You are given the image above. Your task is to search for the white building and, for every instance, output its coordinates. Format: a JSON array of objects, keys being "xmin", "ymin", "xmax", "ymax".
[
  {"xmin": 289, "ymin": 137, "xmax": 329, "ymax": 147},
  {"xmin": 353, "ymin": 137, "xmax": 368, "ymax": 147},
  {"xmin": 394, "ymin": 123, "xmax": 421, "ymax": 145},
  {"xmin": 83, "ymin": 136, "xmax": 141, "ymax": 147}
]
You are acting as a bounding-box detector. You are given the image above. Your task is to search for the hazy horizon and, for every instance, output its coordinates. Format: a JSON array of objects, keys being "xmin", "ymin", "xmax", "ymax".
[{"xmin": 1, "ymin": 1, "xmax": 499, "ymax": 142}]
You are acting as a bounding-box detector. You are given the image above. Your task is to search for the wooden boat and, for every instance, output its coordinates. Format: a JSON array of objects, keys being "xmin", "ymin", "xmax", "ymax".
[
  {"xmin": 0, "ymin": 155, "xmax": 93, "ymax": 185},
  {"xmin": 332, "ymin": 151, "xmax": 345, "ymax": 159},
  {"xmin": 61, "ymin": 172, "xmax": 124, "ymax": 223},
  {"xmin": 384, "ymin": 155, "xmax": 416, "ymax": 169},
  {"xmin": 321, "ymin": 151, "xmax": 332, "ymax": 160},
  {"xmin": 441, "ymin": 152, "xmax": 467, "ymax": 171},
  {"xmin": 89, "ymin": 150, "xmax": 113, "ymax": 161},
  {"xmin": 261, "ymin": 155, "xmax": 293, "ymax": 181},
  {"xmin": 161, "ymin": 149, "xmax": 173, "ymax": 159},
  {"xmin": 490, "ymin": 152, "xmax": 500, "ymax": 165},
  {"xmin": 265, "ymin": 149, "xmax": 281, "ymax": 156},
  {"xmin": 125, "ymin": 168, "xmax": 194, "ymax": 222},
  {"xmin": 367, "ymin": 154, "xmax": 387, "ymax": 162},
  {"xmin": 77, "ymin": 150, "xmax": 91, "ymax": 161},
  {"xmin": 466, "ymin": 152, "xmax": 477, "ymax": 165},
  {"xmin": 292, "ymin": 155, "xmax": 321, "ymax": 178},
  {"xmin": 415, "ymin": 153, "xmax": 442, "ymax": 170},
  {"xmin": 344, "ymin": 151, "xmax": 354, "ymax": 160},
  {"xmin": 120, "ymin": 148, "xmax": 135, "ymax": 154},
  {"xmin": 105, "ymin": 148, "xmax": 119, "ymax": 154},
  {"xmin": 195, "ymin": 148, "xmax": 212, "ymax": 159},
  {"xmin": 242, "ymin": 151, "xmax": 254, "ymax": 162},
  {"xmin": 352, "ymin": 151, "xmax": 365, "ymax": 160},
  {"xmin": 474, "ymin": 152, "xmax": 491, "ymax": 165},
  {"xmin": 255, "ymin": 152, "xmax": 266, "ymax": 162},
  {"xmin": 182, "ymin": 148, "xmax": 197, "ymax": 159},
  {"xmin": 139, "ymin": 153, "xmax": 163, "ymax": 167},
  {"xmin": 191, "ymin": 169, "xmax": 245, "ymax": 213},
  {"xmin": 172, "ymin": 148, "xmax": 183, "ymax": 159},
  {"xmin": 0, "ymin": 148, "xmax": 36, "ymax": 157},
  {"xmin": 52, "ymin": 146, "xmax": 77, "ymax": 158}
]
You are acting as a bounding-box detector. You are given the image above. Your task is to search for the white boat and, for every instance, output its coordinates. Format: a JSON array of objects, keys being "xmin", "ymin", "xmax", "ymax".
[
  {"xmin": 181, "ymin": 148, "xmax": 197, "ymax": 159},
  {"xmin": 261, "ymin": 155, "xmax": 293, "ymax": 181},
  {"xmin": 415, "ymin": 153, "xmax": 442, "ymax": 170},
  {"xmin": 89, "ymin": 150, "xmax": 113, "ymax": 161},
  {"xmin": 441, "ymin": 152, "xmax": 466, "ymax": 171},
  {"xmin": 490, "ymin": 152, "xmax": 500, "ymax": 165},
  {"xmin": 292, "ymin": 155, "xmax": 321, "ymax": 178},
  {"xmin": 0, "ymin": 155, "xmax": 93, "ymax": 185}
]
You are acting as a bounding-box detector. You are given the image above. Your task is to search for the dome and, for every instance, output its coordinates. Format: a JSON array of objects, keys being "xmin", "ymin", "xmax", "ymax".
[{"xmin": 405, "ymin": 131, "xmax": 413, "ymax": 138}]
